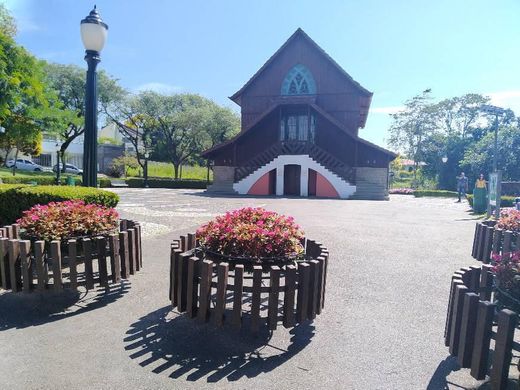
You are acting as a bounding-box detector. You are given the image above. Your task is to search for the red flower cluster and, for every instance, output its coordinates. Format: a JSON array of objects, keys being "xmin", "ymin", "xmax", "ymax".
[
  {"xmin": 389, "ymin": 188, "xmax": 414, "ymax": 195},
  {"xmin": 196, "ymin": 207, "xmax": 304, "ymax": 259},
  {"xmin": 17, "ymin": 200, "xmax": 119, "ymax": 241},
  {"xmin": 491, "ymin": 251, "xmax": 520, "ymax": 297},
  {"xmin": 497, "ymin": 209, "xmax": 520, "ymax": 233}
]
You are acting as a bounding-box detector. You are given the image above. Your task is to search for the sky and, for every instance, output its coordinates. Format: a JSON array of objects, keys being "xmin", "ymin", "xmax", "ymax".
[{"xmin": 3, "ymin": 0, "xmax": 520, "ymax": 148}]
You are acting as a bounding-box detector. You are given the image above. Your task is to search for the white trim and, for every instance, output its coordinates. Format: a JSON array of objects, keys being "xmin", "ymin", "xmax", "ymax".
[{"xmin": 233, "ymin": 154, "xmax": 356, "ymax": 198}]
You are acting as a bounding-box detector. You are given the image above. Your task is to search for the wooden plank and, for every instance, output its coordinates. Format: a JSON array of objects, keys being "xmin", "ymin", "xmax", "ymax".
[
  {"xmin": 19, "ymin": 240, "xmax": 31, "ymax": 292},
  {"xmin": 50, "ymin": 241, "xmax": 62, "ymax": 291},
  {"xmin": 445, "ymin": 277, "xmax": 463, "ymax": 341},
  {"xmin": 34, "ymin": 241, "xmax": 45, "ymax": 292},
  {"xmin": 316, "ymin": 257, "xmax": 325, "ymax": 314},
  {"xmin": 83, "ymin": 238, "xmax": 94, "ymax": 290},
  {"xmin": 268, "ymin": 266, "xmax": 281, "ymax": 330},
  {"xmin": 283, "ymin": 265, "xmax": 297, "ymax": 328},
  {"xmin": 187, "ymin": 233, "xmax": 196, "ymax": 250},
  {"xmin": 120, "ymin": 219, "xmax": 128, "ymax": 232},
  {"xmin": 308, "ymin": 260, "xmax": 319, "ymax": 320},
  {"xmin": 0, "ymin": 238, "xmax": 8, "ymax": 289},
  {"xmin": 171, "ymin": 249, "xmax": 181, "ymax": 307},
  {"xmin": 68, "ymin": 240, "xmax": 78, "ymax": 290},
  {"xmin": 232, "ymin": 264, "xmax": 244, "ymax": 328},
  {"xmin": 469, "ymin": 266, "xmax": 481, "ymax": 292},
  {"xmin": 479, "ymin": 265, "xmax": 493, "ymax": 301},
  {"xmin": 214, "ymin": 262, "xmax": 229, "ymax": 326},
  {"xmin": 474, "ymin": 224, "xmax": 483, "ymax": 260},
  {"xmin": 490, "ymin": 309, "xmax": 518, "ymax": 390},
  {"xmin": 119, "ymin": 231, "xmax": 129, "ymax": 279},
  {"xmin": 108, "ymin": 234, "xmax": 121, "ymax": 284},
  {"xmin": 296, "ymin": 262, "xmax": 310, "ymax": 324},
  {"xmin": 197, "ymin": 260, "xmax": 213, "ymax": 323},
  {"xmin": 448, "ymin": 285, "xmax": 468, "ymax": 356},
  {"xmin": 251, "ymin": 265, "xmax": 263, "ymax": 332},
  {"xmin": 177, "ymin": 253, "xmax": 190, "ymax": 312},
  {"xmin": 471, "ymin": 223, "xmax": 479, "ymax": 258},
  {"xmin": 0, "ymin": 227, "xmax": 6, "ymax": 238},
  {"xmin": 492, "ymin": 228, "xmax": 502, "ymax": 254},
  {"xmin": 128, "ymin": 229, "xmax": 136, "ymax": 275},
  {"xmin": 180, "ymin": 235, "xmax": 187, "ymax": 252},
  {"xmin": 8, "ymin": 239, "xmax": 21, "ymax": 292},
  {"xmin": 502, "ymin": 231, "xmax": 512, "ymax": 256},
  {"xmin": 133, "ymin": 225, "xmax": 140, "ymax": 272},
  {"xmin": 322, "ymin": 255, "xmax": 329, "ymax": 308},
  {"xmin": 470, "ymin": 301, "xmax": 496, "ymax": 380},
  {"xmin": 482, "ymin": 226, "xmax": 493, "ymax": 264},
  {"xmin": 5, "ymin": 225, "xmax": 13, "ymax": 239},
  {"xmin": 477, "ymin": 226, "xmax": 486, "ymax": 261},
  {"xmin": 457, "ymin": 293, "xmax": 479, "ymax": 368},
  {"xmin": 97, "ymin": 237, "xmax": 109, "ymax": 288},
  {"xmin": 186, "ymin": 256, "xmax": 200, "ymax": 319},
  {"xmin": 12, "ymin": 224, "xmax": 20, "ymax": 239},
  {"xmin": 135, "ymin": 224, "xmax": 142, "ymax": 269}
]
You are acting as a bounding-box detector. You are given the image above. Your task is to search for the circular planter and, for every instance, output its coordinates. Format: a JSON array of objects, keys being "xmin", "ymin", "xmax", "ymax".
[
  {"xmin": 169, "ymin": 232, "xmax": 329, "ymax": 332},
  {"xmin": 0, "ymin": 219, "xmax": 143, "ymax": 293}
]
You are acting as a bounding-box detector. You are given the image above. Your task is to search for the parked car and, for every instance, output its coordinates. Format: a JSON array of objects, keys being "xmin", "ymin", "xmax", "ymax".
[
  {"xmin": 52, "ymin": 163, "xmax": 83, "ymax": 175},
  {"xmin": 5, "ymin": 159, "xmax": 44, "ymax": 172}
]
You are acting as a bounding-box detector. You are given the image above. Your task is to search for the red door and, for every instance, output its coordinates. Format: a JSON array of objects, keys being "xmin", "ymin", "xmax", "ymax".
[{"xmin": 284, "ymin": 165, "xmax": 301, "ymax": 196}]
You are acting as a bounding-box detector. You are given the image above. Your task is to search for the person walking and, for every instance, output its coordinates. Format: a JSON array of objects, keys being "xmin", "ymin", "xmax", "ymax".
[
  {"xmin": 456, "ymin": 172, "xmax": 469, "ymax": 202},
  {"xmin": 473, "ymin": 173, "xmax": 487, "ymax": 213}
]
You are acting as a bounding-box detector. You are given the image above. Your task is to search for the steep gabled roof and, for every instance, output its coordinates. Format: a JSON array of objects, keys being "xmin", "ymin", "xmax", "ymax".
[{"xmin": 230, "ymin": 28, "xmax": 373, "ymax": 105}]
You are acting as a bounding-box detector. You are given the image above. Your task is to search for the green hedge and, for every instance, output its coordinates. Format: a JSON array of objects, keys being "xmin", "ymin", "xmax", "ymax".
[
  {"xmin": 0, "ymin": 184, "xmax": 119, "ymax": 225},
  {"xmin": 126, "ymin": 177, "xmax": 209, "ymax": 189},
  {"xmin": 467, "ymin": 194, "xmax": 516, "ymax": 208},
  {"xmin": 413, "ymin": 190, "xmax": 458, "ymax": 198},
  {"xmin": 0, "ymin": 176, "xmax": 111, "ymax": 188}
]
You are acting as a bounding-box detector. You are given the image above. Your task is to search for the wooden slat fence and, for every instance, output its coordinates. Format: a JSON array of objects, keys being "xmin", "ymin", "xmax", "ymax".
[
  {"xmin": 0, "ymin": 219, "xmax": 142, "ymax": 293},
  {"xmin": 169, "ymin": 234, "xmax": 328, "ymax": 331},
  {"xmin": 444, "ymin": 265, "xmax": 519, "ymax": 389},
  {"xmin": 472, "ymin": 221, "xmax": 518, "ymax": 263}
]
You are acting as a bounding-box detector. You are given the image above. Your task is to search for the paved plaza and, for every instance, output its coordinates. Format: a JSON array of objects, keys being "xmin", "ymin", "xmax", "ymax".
[{"xmin": 0, "ymin": 190, "xmax": 494, "ymax": 389}]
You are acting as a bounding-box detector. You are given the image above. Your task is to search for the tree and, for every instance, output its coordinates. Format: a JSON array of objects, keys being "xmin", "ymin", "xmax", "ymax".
[
  {"xmin": 0, "ymin": 4, "xmax": 16, "ymax": 37},
  {"xmin": 388, "ymin": 89, "xmax": 436, "ymax": 182},
  {"xmin": 110, "ymin": 153, "xmax": 139, "ymax": 177},
  {"xmin": 43, "ymin": 63, "xmax": 126, "ymax": 172}
]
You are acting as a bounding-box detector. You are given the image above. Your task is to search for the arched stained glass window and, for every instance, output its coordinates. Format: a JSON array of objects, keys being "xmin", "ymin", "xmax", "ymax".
[{"xmin": 281, "ymin": 64, "xmax": 316, "ymax": 95}]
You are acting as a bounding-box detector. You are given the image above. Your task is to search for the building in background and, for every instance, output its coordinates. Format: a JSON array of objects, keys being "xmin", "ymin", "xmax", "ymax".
[{"xmin": 202, "ymin": 29, "xmax": 396, "ymax": 199}]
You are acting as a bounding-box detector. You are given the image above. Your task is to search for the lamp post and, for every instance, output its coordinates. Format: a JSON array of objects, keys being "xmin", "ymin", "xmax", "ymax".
[
  {"xmin": 481, "ymin": 105, "xmax": 505, "ymax": 173},
  {"xmin": 144, "ymin": 150, "xmax": 150, "ymax": 188},
  {"xmin": 55, "ymin": 142, "xmax": 62, "ymax": 185},
  {"xmin": 80, "ymin": 6, "xmax": 108, "ymax": 187}
]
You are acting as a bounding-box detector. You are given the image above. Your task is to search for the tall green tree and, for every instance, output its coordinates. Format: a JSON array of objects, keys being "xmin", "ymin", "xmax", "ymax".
[
  {"xmin": 0, "ymin": 4, "xmax": 16, "ymax": 37},
  {"xmin": 44, "ymin": 63, "xmax": 126, "ymax": 171},
  {"xmin": 388, "ymin": 89, "xmax": 436, "ymax": 182}
]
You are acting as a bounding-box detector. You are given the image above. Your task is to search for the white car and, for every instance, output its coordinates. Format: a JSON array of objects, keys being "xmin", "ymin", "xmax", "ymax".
[
  {"xmin": 53, "ymin": 163, "xmax": 83, "ymax": 175},
  {"xmin": 5, "ymin": 159, "xmax": 44, "ymax": 172}
]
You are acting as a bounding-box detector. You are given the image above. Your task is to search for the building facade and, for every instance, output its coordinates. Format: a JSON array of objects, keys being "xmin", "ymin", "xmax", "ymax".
[{"xmin": 203, "ymin": 28, "xmax": 396, "ymax": 199}]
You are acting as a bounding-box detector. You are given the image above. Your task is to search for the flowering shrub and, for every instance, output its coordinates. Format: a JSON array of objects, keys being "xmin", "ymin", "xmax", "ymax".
[
  {"xmin": 196, "ymin": 207, "xmax": 304, "ymax": 260},
  {"xmin": 496, "ymin": 209, "xmax": 520, "ymax": 233},
  {"xmin": 389, "ymin": 188, "xmax": 414, "ymax": 195},
  {"xmin": 491, "ymin": 251, "xmax": 520, "ymax": 301},
  {"xmin": 17, "ymin": 200, "xmax": 119, "ymax": 241}
]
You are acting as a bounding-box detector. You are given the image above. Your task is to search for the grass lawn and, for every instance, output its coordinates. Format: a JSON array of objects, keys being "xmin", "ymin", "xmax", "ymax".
[
  {"xmin": 126, "ymin": 162, "xmax": 211, "ymax": 180},
  {"xmin": 0, "ymin": 167, "xmax": 57, "ymax": 179}
]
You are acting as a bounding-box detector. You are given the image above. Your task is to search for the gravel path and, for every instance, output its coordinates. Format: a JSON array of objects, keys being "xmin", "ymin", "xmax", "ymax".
[{"xmin": 0, "ymin": 191, "xmax": 494, "ymax": 389}]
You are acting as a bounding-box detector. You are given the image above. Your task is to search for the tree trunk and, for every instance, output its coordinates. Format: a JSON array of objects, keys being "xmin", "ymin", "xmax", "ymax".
[
  {"xmin": 179, "ymin": 164, "xmax": 183, "ymax": 179},
  {"xmin": 12, "ymin": 149, "xmax": 19, "ymax": 176},
  {"xmin": 206, "ymin": 162, "xmax": 210, "ymax": 183},
  {"xmin": 59, "ymin": 150, "xmax": 66, "ymax": 173},
  {"xmin": 173, "ymin": 163, "xmax": 179, "ymax": 179}
]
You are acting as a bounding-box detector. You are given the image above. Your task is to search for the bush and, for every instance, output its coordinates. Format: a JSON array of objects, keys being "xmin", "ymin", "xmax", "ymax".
[
  {"xmin": 389, "ymin": 188, "xmax": 414, "ymax": 195},
  {"xmin": 497, "ymin": 209, "xmax": 520, "ymax": 233},
  {"xmin": 0, "ymin": 175, "xmax": 112, "ymax": 188},
  {"xmin": 467, "ymin": 194, "xmax": 516, "ymax": 208},
  {"xmin": 413, "ymin": 190, "xmax": 458, "ymax": 198},
  {"xmin": 197, "ymin": 207, "xmax": 304, "ymax": 260},
  {"xmin": 17, "ymin": 200, "xmax": 119, "ymax": 241},
  {"xmin": 126, "ymin": 177, "xmax": 209, "ymax": 189},
  {"xmin": 0, "ymin": 184, "xmax": 119, "ymax": 225}
]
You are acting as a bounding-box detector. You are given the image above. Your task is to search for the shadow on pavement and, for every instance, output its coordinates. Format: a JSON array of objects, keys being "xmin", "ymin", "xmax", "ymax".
[
  {"xmin": 426, "ymin": 356, "xmax": 461, "ymax": 390},
  {"xmin": 0, "ymin": 280, "xmax": 130, "ymax": 330},
  {"xmin": 124, "ymin": 306, "xmax": 314, "ymax": 382}
]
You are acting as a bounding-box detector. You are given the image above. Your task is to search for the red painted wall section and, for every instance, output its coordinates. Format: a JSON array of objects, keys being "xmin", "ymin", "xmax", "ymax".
[
  {"xmin": 316, "ymin": 172, "xmax": 339, "ymax": 198},
  {"xmin": 248, "ymin": 172, "xmax": 270, "ymax": 195}
]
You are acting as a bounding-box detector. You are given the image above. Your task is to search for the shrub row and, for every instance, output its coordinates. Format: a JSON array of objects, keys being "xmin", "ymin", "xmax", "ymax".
[
  {"xmin": 0, "ymin": 184, "xmax": 119, "ymax": 225},
  {"xmin": 126, "ymin": 177, "xmax": 209, "ymax": 189},
  {"xmin": 467, "ymin": 194, "xmax": 516, "ymax": 208},
  {"xmin": 413, "ymin": 190, "xmax": 458, "ymax": 198},
  {"xmin": 0, "ymin": 176, "xmax": 112, "ymax": 188}
]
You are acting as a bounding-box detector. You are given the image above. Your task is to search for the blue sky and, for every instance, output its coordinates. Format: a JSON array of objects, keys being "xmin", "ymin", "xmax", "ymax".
[{"xmin": 3, "ymin": 0, "xmax": 520, "ymax": 147}]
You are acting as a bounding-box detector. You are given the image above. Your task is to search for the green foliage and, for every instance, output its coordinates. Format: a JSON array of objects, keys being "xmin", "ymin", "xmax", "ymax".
[
  {"xmin": 0, "ymin": 168, "xmax": 111, "ymax": 187},
  {"xmin": 413, "ymin": 190, "xmax": 458, "ymax": 198},
  {"xmin": 467, "ymin": 194, "xmax": 516, "ymax": 208},
  {"xmin": 126, "ymin": 177, "xmax": 209, "ymax": 189},
  {"xmin": 126, "ymin": 162, "xmax": 210, "ymax": 180},
  {"xmin": 110, "ymin": 153, "xmax": 139, "ymax": 177},
  {"xmin": 0, "ymin": 184, "xmax": 119, "ymax": 225},
  {"xmin": 0, "ymin": 4, "xmax": 16, "ymax": 37}
]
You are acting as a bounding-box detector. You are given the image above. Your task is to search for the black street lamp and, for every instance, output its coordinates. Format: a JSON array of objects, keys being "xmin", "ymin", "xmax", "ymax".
[
  {"xmin": 481, "ymin": 104, "xmax": 505, "ymax": 173},
  {"xmin": 80, "ymin": 6, "xmax": 108, "ymax": 187}
]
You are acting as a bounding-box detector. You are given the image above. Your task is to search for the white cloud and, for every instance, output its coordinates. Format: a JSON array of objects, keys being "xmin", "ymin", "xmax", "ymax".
[
  {"xmin": 486, "ymin": 90, "xmax": 520, "ymax": 115},
  {"xmin": 370, "ymin": 106, "xmax": 404, "ymax": 114},
  {"xmin": 135, "ymin": 82, "xmax": 183, "ymax": 94}
]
